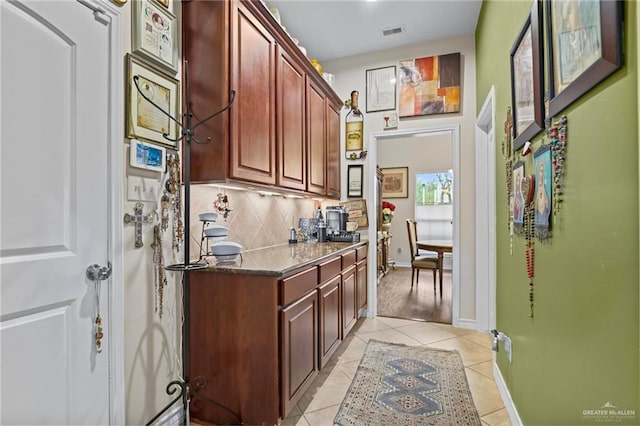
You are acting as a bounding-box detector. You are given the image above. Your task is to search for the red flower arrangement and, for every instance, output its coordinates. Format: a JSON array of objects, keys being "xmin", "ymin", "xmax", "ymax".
[{"xmin": 382, "ymin": 201, "xmax": 396, "ymax": 223}]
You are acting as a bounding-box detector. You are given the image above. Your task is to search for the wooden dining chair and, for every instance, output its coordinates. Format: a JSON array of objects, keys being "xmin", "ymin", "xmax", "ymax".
[{"xmin": 406, "ymin": 219, "xmax": 439, "ymax": 290}]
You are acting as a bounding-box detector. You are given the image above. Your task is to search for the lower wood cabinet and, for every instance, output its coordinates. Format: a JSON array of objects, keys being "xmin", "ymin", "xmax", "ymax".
[
  {"xmin": 188, "ymin": 243, "xmax": 367, "ymax": 425},
  {"xmin": 341, "ymin": 265, "xmax": 357, "ymax": 338},
  {"xmin": 318, "ymin": 274, "xmax": 342, "ymax": 369},
  {"xmin": 280, "ymin": 290, "xmax": 318, "ymax": 416},
  {"xmin": 357, "ymin": 258, "xmax": 368, "ymax": 317}
]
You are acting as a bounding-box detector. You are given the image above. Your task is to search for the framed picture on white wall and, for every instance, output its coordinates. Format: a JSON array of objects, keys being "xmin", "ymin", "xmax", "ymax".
[{"xmin": 381, "ymin": 167, "xmax": 408, "ymax": 198}]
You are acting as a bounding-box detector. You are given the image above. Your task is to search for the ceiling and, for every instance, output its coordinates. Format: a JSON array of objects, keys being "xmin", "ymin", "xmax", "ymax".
[{"xmin": 266, "ymin": 0, "xmax": 483, "ymax": 62}]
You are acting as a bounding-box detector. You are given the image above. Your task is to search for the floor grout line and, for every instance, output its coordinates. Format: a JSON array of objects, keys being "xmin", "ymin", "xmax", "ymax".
[{"xmin": 284, "ymin": 318, "xmax": 504, "ymax": 425}]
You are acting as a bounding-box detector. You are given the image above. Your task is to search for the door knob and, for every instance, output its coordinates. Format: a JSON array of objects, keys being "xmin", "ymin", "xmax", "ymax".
[
  {"xmin": 86, "ymin": 263, "xmax": 112, "ymax": 282},
  {"xmin": 86, "ymin": 262, "xmax": 111, "ymax": 354}
]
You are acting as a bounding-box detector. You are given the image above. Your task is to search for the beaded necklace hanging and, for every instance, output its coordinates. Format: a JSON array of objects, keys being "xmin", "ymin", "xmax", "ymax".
[
  {"xmin": 151, "ymin": 225, "xmax": 167, "ymax": 318},
  {"xmin": 167, "ymin": 154, "xmax": 184, "ymax": 253},
  {"xmin": 502, "ymin": 108, "xmax": 514, "ymax": 254},
  {"xmin": 521, "ymin": 175, "xmax": 536, "ymax": 318},
  {"xmin": 549, "ymin": 116, "xmax": 567, "ymax": 219}
]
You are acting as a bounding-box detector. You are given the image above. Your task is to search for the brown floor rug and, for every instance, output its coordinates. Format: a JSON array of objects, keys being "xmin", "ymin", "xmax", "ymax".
[{"xmin": 334, "ymin": 340, "xmax": 481, "ymax": 426}]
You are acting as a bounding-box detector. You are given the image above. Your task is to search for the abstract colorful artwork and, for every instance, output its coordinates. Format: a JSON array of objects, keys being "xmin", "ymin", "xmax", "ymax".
[{"xmin": 399, "ymin": 52, "xmax": 461, "ymax": 117}]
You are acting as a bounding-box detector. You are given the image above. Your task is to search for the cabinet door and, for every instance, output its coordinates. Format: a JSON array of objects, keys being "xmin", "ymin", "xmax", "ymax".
[
  {"xmin": 183, "ymin": 0, "xmax": 229, "ymax": 183},
  {"xmin": 230, "ymin": 2, "xmax": 276, "ymax": 184},
  {"xmin": 356, "ymin": 259, "xmax": 368, "ymax": 317},
  {"xmin": 280, "ymin": 290, "xmax": 318, "ymax": 416},
  {"xmin": 326, "ymin": 100, "xmax": 341, "ymax": 199},
  {"xmin": 318, "ymin": 275, "xmax": 341, "ymax": 369},
  {"xmin": 306, "ymin": 79, "xmax": 326, "ymax": 195},
  {"xmin": 341, "ymin": 265, "xmax": 357, "ymax": 337},
  {"xmin": 277, "ymin": 47, "xmax": 306, "ymax": 191}
]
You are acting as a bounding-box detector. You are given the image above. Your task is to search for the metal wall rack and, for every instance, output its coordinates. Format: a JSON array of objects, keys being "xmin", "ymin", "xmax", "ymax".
[{"xmin": 134, "ymin": 60, "xmax": 239, "ymax": 425}]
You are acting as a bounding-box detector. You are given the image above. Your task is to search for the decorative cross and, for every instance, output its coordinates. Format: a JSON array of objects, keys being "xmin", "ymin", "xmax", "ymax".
[{"xmin": 124, "ymin": 202, "xmax": 155, "ymax": 248}]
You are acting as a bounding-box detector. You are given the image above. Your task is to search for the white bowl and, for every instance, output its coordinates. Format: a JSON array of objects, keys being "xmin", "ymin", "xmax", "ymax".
[
  {"xmin": 213, "ymin": 254, "xmax": 239, "ymax": 261},
  {"xmin": 204, "ymin": 225, "xmax": 229, "ymax": 237},
  {"xmin": 199, "ymin": 212, "xmax": 219, "ymax": 222},
  {"xmin": 208, "ymin": 236, "xmax": 228, "ymax": 244},
  {"xmin": 211, "ymin": 241, "xmax": 242, "ymax": 258}
]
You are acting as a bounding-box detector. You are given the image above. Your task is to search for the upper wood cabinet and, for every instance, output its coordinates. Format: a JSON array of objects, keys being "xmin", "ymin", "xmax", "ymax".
[
  {"xmin": 277, "ymin": 46, "xmax": 306, "ymax": 191},
  {"xmin": 183, "ymin": 0, "xmax": 342, "ymax": 198},
  {"xmin": 229, "ymin": 2, "xmax": 276, "ymax": 184},
  {"xmin": 306, "ymin": 78, "xmax": 326, "ymax": 195},
  {"xmin": 326, "ymin": 100, "xmax": 341, "ymax": 199}
]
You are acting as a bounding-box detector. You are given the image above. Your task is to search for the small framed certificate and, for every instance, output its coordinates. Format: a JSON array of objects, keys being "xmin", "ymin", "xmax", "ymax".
[
  {"xmin": 348, "ymin": 165, "xmax": 363, "ymax": 198},
  {"xmin": 132, "ymin": 0, "xmax": 178, "ymax": 75},
  {"xmin": 126, "ymin": 54, "xmax": 179, "ymax": 147}
]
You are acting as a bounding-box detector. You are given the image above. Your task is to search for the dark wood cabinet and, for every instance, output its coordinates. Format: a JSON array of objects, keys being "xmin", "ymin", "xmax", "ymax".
[
  {"xmin": 280, "ymin": 289, "xmax": 318, "ymax": 416},
  {"xmin": 188, "ymin": 242, "xmax": 367, "ymax": 425},
  {"xmin": 183, "ymin": 0, "xmax": 342, "ymax": 197},
  {"xmin": 318, "ymin": 274, "xmax": 341, "ymax": 369},
  {"xmin": 229, "ymin": 2, "xmax": 277, "ymax": 184},
  {"xmin": 341, "ymin": 264, "xmax": 357, "ymax": 337},
  {"xmin": 356, "ymin": 259, "xmax": 368, "ymax": 317},
  {"xmin": 378, "ymin": 234, "xmax": 392, "ymax": 278},
  {"xmin": 189, "ymin": 271, "xmax": 280, "ymax": 425},
  {"xmin": 356, "ymin": 245, "xmax": 368, "ymax": 316},
  {"xmin": 306, "ymin": 78, "xmax": 326, "ymax": 195},
  {"xmin": 277, "ymin": 46, "xmax": 306, "ymax": 191},
  {"xmin": 326, "ymin": 100, "xmax": 341, "ymax": 199}
]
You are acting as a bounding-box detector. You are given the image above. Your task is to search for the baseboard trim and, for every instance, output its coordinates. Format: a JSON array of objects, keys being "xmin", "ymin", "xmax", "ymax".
[
  {"xmin": 454, "ymin": 318, "xmax": 476, "ymax": 329},
  {"xmin": 150, "ymin": 405, "xmax": 183, "ymax": 426},
  {"xmin": 493, "ymin": 361, "xmax": 523, "ymax": 426}
]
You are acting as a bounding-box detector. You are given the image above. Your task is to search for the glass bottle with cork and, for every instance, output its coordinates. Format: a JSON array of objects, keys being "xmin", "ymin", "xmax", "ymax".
[{"xmin": 345, "ymin": 90, "xmax": 364, "ymax": 153}]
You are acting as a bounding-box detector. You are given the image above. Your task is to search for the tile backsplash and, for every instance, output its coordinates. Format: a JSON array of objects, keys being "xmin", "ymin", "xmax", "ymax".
[{"xmin": 189, "ymin": 185, "xmax": 317, "ymax": 260}]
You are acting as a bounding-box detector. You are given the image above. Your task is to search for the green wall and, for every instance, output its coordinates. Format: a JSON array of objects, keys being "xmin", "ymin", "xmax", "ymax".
[{"xmin": 476, "ymin": 1, "xmax": 639, "ymax": 424}]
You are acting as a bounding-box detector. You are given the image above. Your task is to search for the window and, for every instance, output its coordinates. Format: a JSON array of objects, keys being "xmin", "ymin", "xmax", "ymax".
[{"xmin": 414, "ymin": 171, "xmax": 453, "ymax": 242}]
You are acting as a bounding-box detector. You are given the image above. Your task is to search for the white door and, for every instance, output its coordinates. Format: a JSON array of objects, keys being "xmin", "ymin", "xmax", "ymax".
[
  {"xmin": 475, "ymin": 87, "xmax": 496, "ymax": 332},
  {"xmin": 1, "ymin": 1, "xmax": 112, "ymax": 424}
]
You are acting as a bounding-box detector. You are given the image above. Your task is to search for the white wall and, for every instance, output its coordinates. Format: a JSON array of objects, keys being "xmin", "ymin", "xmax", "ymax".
[
  {"xmin": 119, "ymin": 2, "xmax": 183, "ymax": 424},
  {"xmin": 324, "ymin": 34, "xmax": 477, "ymax": 322}
]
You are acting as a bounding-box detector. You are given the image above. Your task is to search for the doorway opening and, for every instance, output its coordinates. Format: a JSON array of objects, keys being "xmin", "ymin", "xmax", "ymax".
[{"xmin": 366, "ymin": 125, "xmax": 461, "ymax": 326}]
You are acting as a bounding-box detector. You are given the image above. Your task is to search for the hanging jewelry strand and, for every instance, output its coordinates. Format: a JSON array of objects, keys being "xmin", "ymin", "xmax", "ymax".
[
  {"xmin": 502, "ymin": 108, "xmax": 514, "ymax": 255},
  {"xmin": 151, "ymin": 225, "xmax": 167, "ymax": 318},
  {"xmin": 167, "ymin": 154, "xmax": 184, "ymax": 254},
  {"xmin": 521, "ymin": 175, "xmax": 536, "ymax": 318},
  {"xmin": 550, "ymin": 116, "xmax": 568, "ymax": 219}
]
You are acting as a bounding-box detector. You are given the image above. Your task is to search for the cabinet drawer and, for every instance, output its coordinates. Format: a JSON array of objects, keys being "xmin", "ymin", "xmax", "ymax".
[
  {"xmin": 341, "ymin": 250, "xmax": 356, "ymax": 269},
  {"xmin": 319, "ymin": 256, "xmax": 341, "ymax": 283},
  {"xmin": 356, "ymin": 245, "xmax": 367, "ymax": 261},
  {"xmin": 280, "ymin": 266, "xmax": 318, "ymax": 306}
]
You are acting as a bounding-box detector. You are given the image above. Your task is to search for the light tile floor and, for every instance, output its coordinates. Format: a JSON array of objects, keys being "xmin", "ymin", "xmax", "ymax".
[{"xmin": 283, "ymin": 317, "xmax": 511, "ymax": 426}]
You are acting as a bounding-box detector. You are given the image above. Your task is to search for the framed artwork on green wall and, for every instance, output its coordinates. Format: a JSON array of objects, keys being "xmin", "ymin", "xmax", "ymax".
[
  {"xmin": 534, "ymin": 145, "xmax": 552, "ymax": 241},
  {"xmin": 545, "ymin": 0, "xmax": 623, "ymax": 117},
  {"xmin": 509, "ymin": 0, "xmax": 544, "ymax": 151},
  {"xmin": 513, "ymin": 161, "xmax": 525, "ymax": 226}
]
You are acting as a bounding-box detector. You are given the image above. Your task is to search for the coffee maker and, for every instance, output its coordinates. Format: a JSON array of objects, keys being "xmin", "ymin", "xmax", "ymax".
[
  {"xmin": 325, "ymin": 206, "xmax": 360, "ymax": 242},
  {"xmin": 325, "ymin": 206, "xmax": 347, "ymax": 235}
]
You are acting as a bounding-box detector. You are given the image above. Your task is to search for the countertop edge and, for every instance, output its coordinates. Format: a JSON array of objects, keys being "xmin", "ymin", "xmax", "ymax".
[{"xmin": 199, "ymin": 240, "xmax": 368, "ymax": 277}]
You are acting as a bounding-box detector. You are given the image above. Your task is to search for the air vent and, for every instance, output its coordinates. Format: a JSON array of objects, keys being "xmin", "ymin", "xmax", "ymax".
[{"xmin": 382, "ymin": 25, "xmax": 405, "ymax": 37}]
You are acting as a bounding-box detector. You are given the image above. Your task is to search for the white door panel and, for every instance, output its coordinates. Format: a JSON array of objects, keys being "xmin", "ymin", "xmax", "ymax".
[{"xmin": 1, "ymin": 1, "xmax": 111, "ymax": 424}]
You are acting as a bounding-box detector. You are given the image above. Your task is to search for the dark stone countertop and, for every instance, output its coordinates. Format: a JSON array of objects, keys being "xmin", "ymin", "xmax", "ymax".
[{"xmin": 198, "ymin": 239, "xmax": 368, "ymax": 277}]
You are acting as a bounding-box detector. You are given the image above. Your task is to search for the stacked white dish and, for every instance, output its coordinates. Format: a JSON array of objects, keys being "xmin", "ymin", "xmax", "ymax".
[
  {"xmin": 204, "ymin": 224, "xmax": 229, "ymax": 244},
  {"xmin": 199, "ymin": 212, "xmax": 219, "ymax": 222},
  {"xmin": 211, "ymin": 241, "xmax": 242, "ymax": 261}
]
